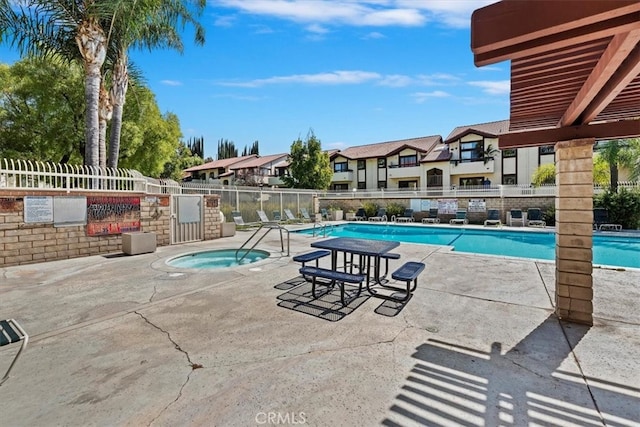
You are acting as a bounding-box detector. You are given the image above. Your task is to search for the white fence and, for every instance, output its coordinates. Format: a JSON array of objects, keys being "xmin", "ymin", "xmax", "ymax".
[{"xmin": 2, "ymin": 158, "xmax": 638, "ymax": 201}]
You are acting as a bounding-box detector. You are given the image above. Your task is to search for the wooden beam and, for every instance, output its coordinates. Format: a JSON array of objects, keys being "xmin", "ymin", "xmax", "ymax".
[
  {"xmin": 471, "ymin": 0, "xmax": 640, "ymax": 55},
  {"xmin": 581, "ymin": 44, "xmax": 640, "ymax": 122},
  {"xmin": 498, "ymin": 119, "xmax": 640, "ymax": 148},
  {"xmin": 559, "ymin": 30, "xmax": 640, "ymax": 127}
]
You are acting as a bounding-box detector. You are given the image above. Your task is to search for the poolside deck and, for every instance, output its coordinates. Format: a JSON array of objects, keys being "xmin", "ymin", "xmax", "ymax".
[{"xmin": 1, "ymin": 228, "xmax": 638, "ymax": 426}]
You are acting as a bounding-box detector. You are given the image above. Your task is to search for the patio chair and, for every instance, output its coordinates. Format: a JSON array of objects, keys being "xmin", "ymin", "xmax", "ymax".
[
  {"xmin": 284, "ymin": 208, "xmax": 302, "ymax": 223},
  {"xmin": 320, "ymin": 208, "xmax": 332, "ymax": 221},
  {"xmin": 0, "ymin": 318, "xmax": 29, "ymax": 385},
  {"xmin": 257, "ymin": 210, "xmax": 277, "ymax": 224},
  {"xmin": 593, "ymin": 208, "xmax": 622, "ymax": 231},
  {"xmin": 272, "ymin": 211, "xmax": 282, "ymax": 222},
  {"xmin": 300, "ymin": 207, "xmax": 313, "ymax": 223},
  {"xmin": 484, "ymin": 209, "xmax": 502, "ymax": 227},
  {"xmin": 232, "ymin": 211, "xmax": 259, "ymax": 228},
  {"xmin": 354, "ymin": 208, "xmax": 367, "ymax": 221},
  {"xmin": 450, "ymin": 210, "xmax": 468, "ymax": 225},
  {"xmin": 421, "ymin": 208, "xmax": 440, "ymax": 224},
  {"xmin": 393, "ymin": 208, "xmax": 414, "ymax": 223},
  {"xmin": 368, "ymin": 208, "xmax": 387, "ymax": 222},
  {"xmin": 526, "ymin": 208, "xmax": 546, "ymax": 227},
  {"xmin": 508, "ymin": 209, "xmax": 525, "ymax": 227}
]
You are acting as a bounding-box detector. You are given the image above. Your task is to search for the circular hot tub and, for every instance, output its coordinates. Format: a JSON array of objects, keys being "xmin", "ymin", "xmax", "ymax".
[{"xmin": 167, "ymin": 249, "xmax": 270, "ymax": 269}]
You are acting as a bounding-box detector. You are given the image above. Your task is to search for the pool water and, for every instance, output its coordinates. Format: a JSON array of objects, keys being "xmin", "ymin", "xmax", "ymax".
[
  {"xmin": 167, "ymin": 249, "xmax": 270, "ymax": 269},
  {"xmin": 296, "ymin": 223, "xmax": 640, "ymax": 269}
]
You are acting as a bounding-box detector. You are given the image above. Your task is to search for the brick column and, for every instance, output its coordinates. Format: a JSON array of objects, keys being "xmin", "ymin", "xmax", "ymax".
[{"xmin": 555, "ymin": 138, "xmax": 595, "ymax": 325}]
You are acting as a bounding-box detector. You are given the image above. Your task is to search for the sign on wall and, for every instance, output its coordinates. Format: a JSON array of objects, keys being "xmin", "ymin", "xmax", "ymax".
[
  {"xmin": 86, "ymin": 196, "xmax": 140, "ymax": 236},
  {"xmin": 468, "ymin": 199, "xmax": 487, "ymax": 212},
  {"xmin": 24, "ymin": 196, "xmax": 53, "ymax": 223},
  {"xmin": 437, "ymin": 199, "xmax": 458, "ymax": 214},
  {"xmin": 53, "ymin": 196, "xmax": 87, "ymax": 226}
]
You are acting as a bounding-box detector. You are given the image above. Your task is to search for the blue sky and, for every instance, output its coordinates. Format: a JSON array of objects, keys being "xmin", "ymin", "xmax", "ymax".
[{"xmin": 1, "ymin": 0, "xmax": 509, "ymax": 159}]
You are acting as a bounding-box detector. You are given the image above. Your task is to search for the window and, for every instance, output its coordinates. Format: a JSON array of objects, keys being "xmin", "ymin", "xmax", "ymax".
[
  {"xmin": 333, "ymin": 183, "xmax": 348, "ymax": 190},
  {"xmin": 357, "ymin": 182, "xmax": 366, "ymax": 189},
  {"xmin": 459, "ymin": 177, "xmax": 484, "ymax": 187},
  {"xmin": 399, "ymin": 155, "xmax": 418, "ymax": 167},
  {"xmin": 377, "ymin": 181, "xmax": 387, "ymax": 189},
  {"xmin": 377, "ymin": 158, "xmax": 386, "ymax": 168},
  {"xmin": 503, "ymin": 148, "xmax": 516, "ymax": 158},
  {"xmin": 460, "ymin": 141, "xmax": 483, "ymax": 162},
  {"xmin": 399, "ymin": 180, "xmax": 417, "ymax": 189},
  {"xmin": 426, "ymin": 168, "xmax": 443, "ymax": 187},
  {"xmin": 334, "ymin": 162, "xmax": 348, "ymax": 172},
  {"xmin": 357, "ymin": 160, "xmax": 365, "ymax": 170},
  {"xmin": 502, "ymin": 174, "xmax": 517, "ymax": 185},
  {"xmin": 539, "ymin": 145, "xmax": 554, "ymax": 155}
]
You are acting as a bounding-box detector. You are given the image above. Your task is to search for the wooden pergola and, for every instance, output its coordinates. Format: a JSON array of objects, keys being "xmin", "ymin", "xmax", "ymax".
[{"xmin": 471, "ymin": 0, "xmax": 640, "ymax": 325}]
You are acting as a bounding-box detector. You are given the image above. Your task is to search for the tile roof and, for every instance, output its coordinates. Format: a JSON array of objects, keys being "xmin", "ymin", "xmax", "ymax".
[
  {"xmin": 421, "ymin": 144, "xmax": 452, "ymax": 163},
  {"xmin": 444, "ymin": 120, "xmax": 510, "ymax": 143},
  {"xmin": 184, "ymin": 155, "xmax": 258, "ymax": 172},
  {"xmin": 331, "ymin": 135, "xmax": 442, "ymax": 160},
  {"xmin": 229, "ymin": 153, "xmax": 288, "ymax": 169}
]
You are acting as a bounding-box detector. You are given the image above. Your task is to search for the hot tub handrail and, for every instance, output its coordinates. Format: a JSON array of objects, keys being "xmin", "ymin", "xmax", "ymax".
[{"xmin": 235, "ymin": 223, "xmax": 289, "ymax": 262}]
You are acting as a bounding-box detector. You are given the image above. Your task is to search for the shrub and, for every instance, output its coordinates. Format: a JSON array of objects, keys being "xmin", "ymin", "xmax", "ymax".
[
  {"xmin": 595, "ymin": 188, "xmax": 640, "ymax": 229},
  {"xmin": 362, "ymin": 201, "xmax": 378, "ymax": 218},
  {"xmin": 385, "ymin": 202, "xmax": 405, "ymax": 218},
  {"xmin": 543, "ymin": 205, "xmax": 556, "ymax": 226}
]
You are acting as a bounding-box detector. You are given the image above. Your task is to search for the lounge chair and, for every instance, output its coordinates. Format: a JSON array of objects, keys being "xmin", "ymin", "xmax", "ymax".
[
  {"xmin": 320, "ymin": 208, "xmax": 332, "ymax": 221},
  {"xmin": 354, "ymin": 208, "xmax": 367, "ymax": 221},
  {"xmin": 257, "ymin": 210, "xmax": 279, "ymax": 224},
  {"xmin": 300, "ymin": 207, "xmax": 313, "ymax": 222},
  {"xmin": 421, "ymin": 208, "xmax": 440, "ymax": 224},
  {"xmin": 484, "ymin": 209, "xmax": 502, "ymax": 227},
  {"xmin": 232, "ymin": 211, "xmax": 259, "ymax": 228},
  {"xmin": 594, "ymin": 208, "xmax": 622, "ymax": 231},
  {"xmin": 272, "ymin": 211, "xmax": 282, "ymax": 222},
  {"xmin": 394, "ymin": 208, "xmax": 414, "ymax": 223},
  {"xmin": 508, "ymin": 209, "xmax": 525, "ymax": 227},
  {"xmin": 526, "ymin": 208, "xmax": 546, "ymax": 227},
  {"xmin": 369, "ymin": 208, "xmax": 387, "ymax": 222},
  {"xmin": 450, "ymin": 210, "xmax": 468, "ymax": 225},
  {"xmin": 284, "ymin": 208, "xmax": 302, "ymax": 223}
]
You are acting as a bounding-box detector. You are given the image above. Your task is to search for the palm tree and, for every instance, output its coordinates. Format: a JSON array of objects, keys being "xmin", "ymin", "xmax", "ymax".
[
  {"xmin": 2, "ymin": 1, "xmax": 116, "ymax": 167},
  {"xmin": 105, "ymin": 0, "xmax": 206, "ymax": 169},
  {"xmin": 596, "ymin": 139, "xmax": 636, "ymax": 192}
]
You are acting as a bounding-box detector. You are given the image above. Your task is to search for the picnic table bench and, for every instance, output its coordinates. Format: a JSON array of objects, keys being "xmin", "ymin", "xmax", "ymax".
[{"xmin": 299, "ymin": 266, "xmax": 365, "ymax": 306}]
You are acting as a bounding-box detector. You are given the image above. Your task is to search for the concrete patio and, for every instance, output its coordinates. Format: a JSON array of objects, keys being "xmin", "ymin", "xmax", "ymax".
[{"xmin": 1, "ymin": 228, "xmax": 638, "ymax": 426}]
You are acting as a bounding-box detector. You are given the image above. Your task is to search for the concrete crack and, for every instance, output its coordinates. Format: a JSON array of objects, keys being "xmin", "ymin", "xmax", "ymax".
[
  {"xmin": 134, "ymin": 311, "xmax": 203, "ymax": 427},
  {"xmin": 149, "ymin": 285, "xmax": 157, "ymax": 303}
]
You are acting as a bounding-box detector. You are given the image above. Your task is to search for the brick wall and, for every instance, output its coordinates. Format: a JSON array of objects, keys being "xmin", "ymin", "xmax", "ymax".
[{"xmin": 0, "ymin": 191, "xmax": 221, "ymax": 267}]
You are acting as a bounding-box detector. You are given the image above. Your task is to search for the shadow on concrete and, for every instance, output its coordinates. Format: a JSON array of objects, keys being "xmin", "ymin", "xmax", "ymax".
[
  {"xmin": 275, "ymin": 276, "xmax": 370, "ymax": 322},
  {"xmin": 382, "ymin": 315, "xmax": 639, "ymax": 426}
]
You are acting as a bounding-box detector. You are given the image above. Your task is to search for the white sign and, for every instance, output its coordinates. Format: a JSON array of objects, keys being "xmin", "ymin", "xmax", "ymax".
[
  {"xmin": 24, "ymin": 196, "xmax": 53, "ymax": 223},
  {"xmin": 468, "ymin": 199, "xmax": 487, "ymax": 212},
  {"xmin": 54, "ymin": 196, "xmax": 87, "ymax": 226},
  {"xmin": 437, "ymin": 199, "xmax": 458, "ymax": 214}
]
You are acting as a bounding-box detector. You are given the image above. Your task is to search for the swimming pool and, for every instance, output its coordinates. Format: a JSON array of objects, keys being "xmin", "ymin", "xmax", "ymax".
[{"xmin": 295, "ymin": 223, "xmax": 640, "ymax": 269}]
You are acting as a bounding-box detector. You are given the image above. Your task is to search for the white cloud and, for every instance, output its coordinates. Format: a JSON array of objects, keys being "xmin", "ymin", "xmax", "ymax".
[
  {"xmin": 216, "ymin": 0, "xmax": 425, "ymax": 28},
  {"xmin": 161, "ymin": 80, "xmax": 183, "ymax": 86},
  {"xmin": 397, "ymin": 0, "xmax": 496, "ymax": 28},
  {"xmin": 378, "ymin": 74, "xmax": 415, "ymax": 87},
  {"xmin": 411, "ymin": 90, "xmax": 450, "ymax": 103},
  {"xmin": 214, "ymin": 15, "xmax": 236, "ymax": 27},
  {"xmin": 306, "ymin": 23, "xmax": 329, "ymax": 34},
  {"xmin": 220, "ymin": 70, "xmax": 382, "ymax": 87},
  {"xmin": 468, "ymin": 80, "xmax": 510, "ymax": 95},
  {"xmin": 362, "ymin": 31, "xmax": 385, "ymax": 40}
]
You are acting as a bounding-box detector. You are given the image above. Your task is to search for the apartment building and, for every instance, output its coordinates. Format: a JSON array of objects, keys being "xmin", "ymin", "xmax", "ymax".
[
  {"xmin": 329, "ymin": 136, "xmax": 442, "ymax": 191},
  {"xmin": 184, "ymin": 153, "xmax": 289, "ymax": 186}
]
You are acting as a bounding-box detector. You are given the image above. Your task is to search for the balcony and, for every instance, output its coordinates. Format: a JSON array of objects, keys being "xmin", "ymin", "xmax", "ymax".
[
  {"xmin": 450, "ymin": 158, "xmax": 495, "ymax": 175},
  {"xmin": 267, "ymin": 176, "xmax": 284, "ymax": 186},
  {"xmin": 387, "ymin": 165, "xmax": 421, "ymax": 179},
  {"xmin": 332, "ymin": 170, "xmax": 354, "ymax": 182}
]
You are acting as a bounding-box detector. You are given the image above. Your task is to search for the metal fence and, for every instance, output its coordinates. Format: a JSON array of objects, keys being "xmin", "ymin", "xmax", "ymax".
[{"xmin": 2, "ymin": 158, "xmax": 638, "ymax": 223}]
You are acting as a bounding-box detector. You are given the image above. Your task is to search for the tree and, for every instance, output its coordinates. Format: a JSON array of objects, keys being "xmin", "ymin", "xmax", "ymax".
[
  {"xmin": 531, "ymin": 156, "xmax": 611, "ymax": 187},
  {"xmin": 162, "ymin": 141, "xmax": 203, "ymax": 181},
  {"xmin": 117, "ymin": 86, "xmax": 182, "ymax": 177},
  {"xmin": 595, "ymin": 139, "xmax": 636, "ymax": 191},
  {"xmin": 217, "ymin": 139, "xmax": 237, "ymax": 159},
  {"xmin": 281, "ymin": 131, "xmax": 332, "ymax": 190},
  {"xmin": 0, "ymin": 57, "xmax": 85, "ymax": 163},
  {"xmin": 241, "ymin": 140, "xmax": 259, "ymax": 157},
  {"xmin": 2, "ymin": 0, "xmax": 206, "ymax": 168},
  {"xmin": 105, "ymin": 0, "xmax": 206, "ymax": 169}
]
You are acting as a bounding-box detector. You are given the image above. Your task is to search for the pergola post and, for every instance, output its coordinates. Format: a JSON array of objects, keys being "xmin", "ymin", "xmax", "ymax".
[{"xmin": 554, "ymin": 138, "xmax": 595, "ymax": 325}]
